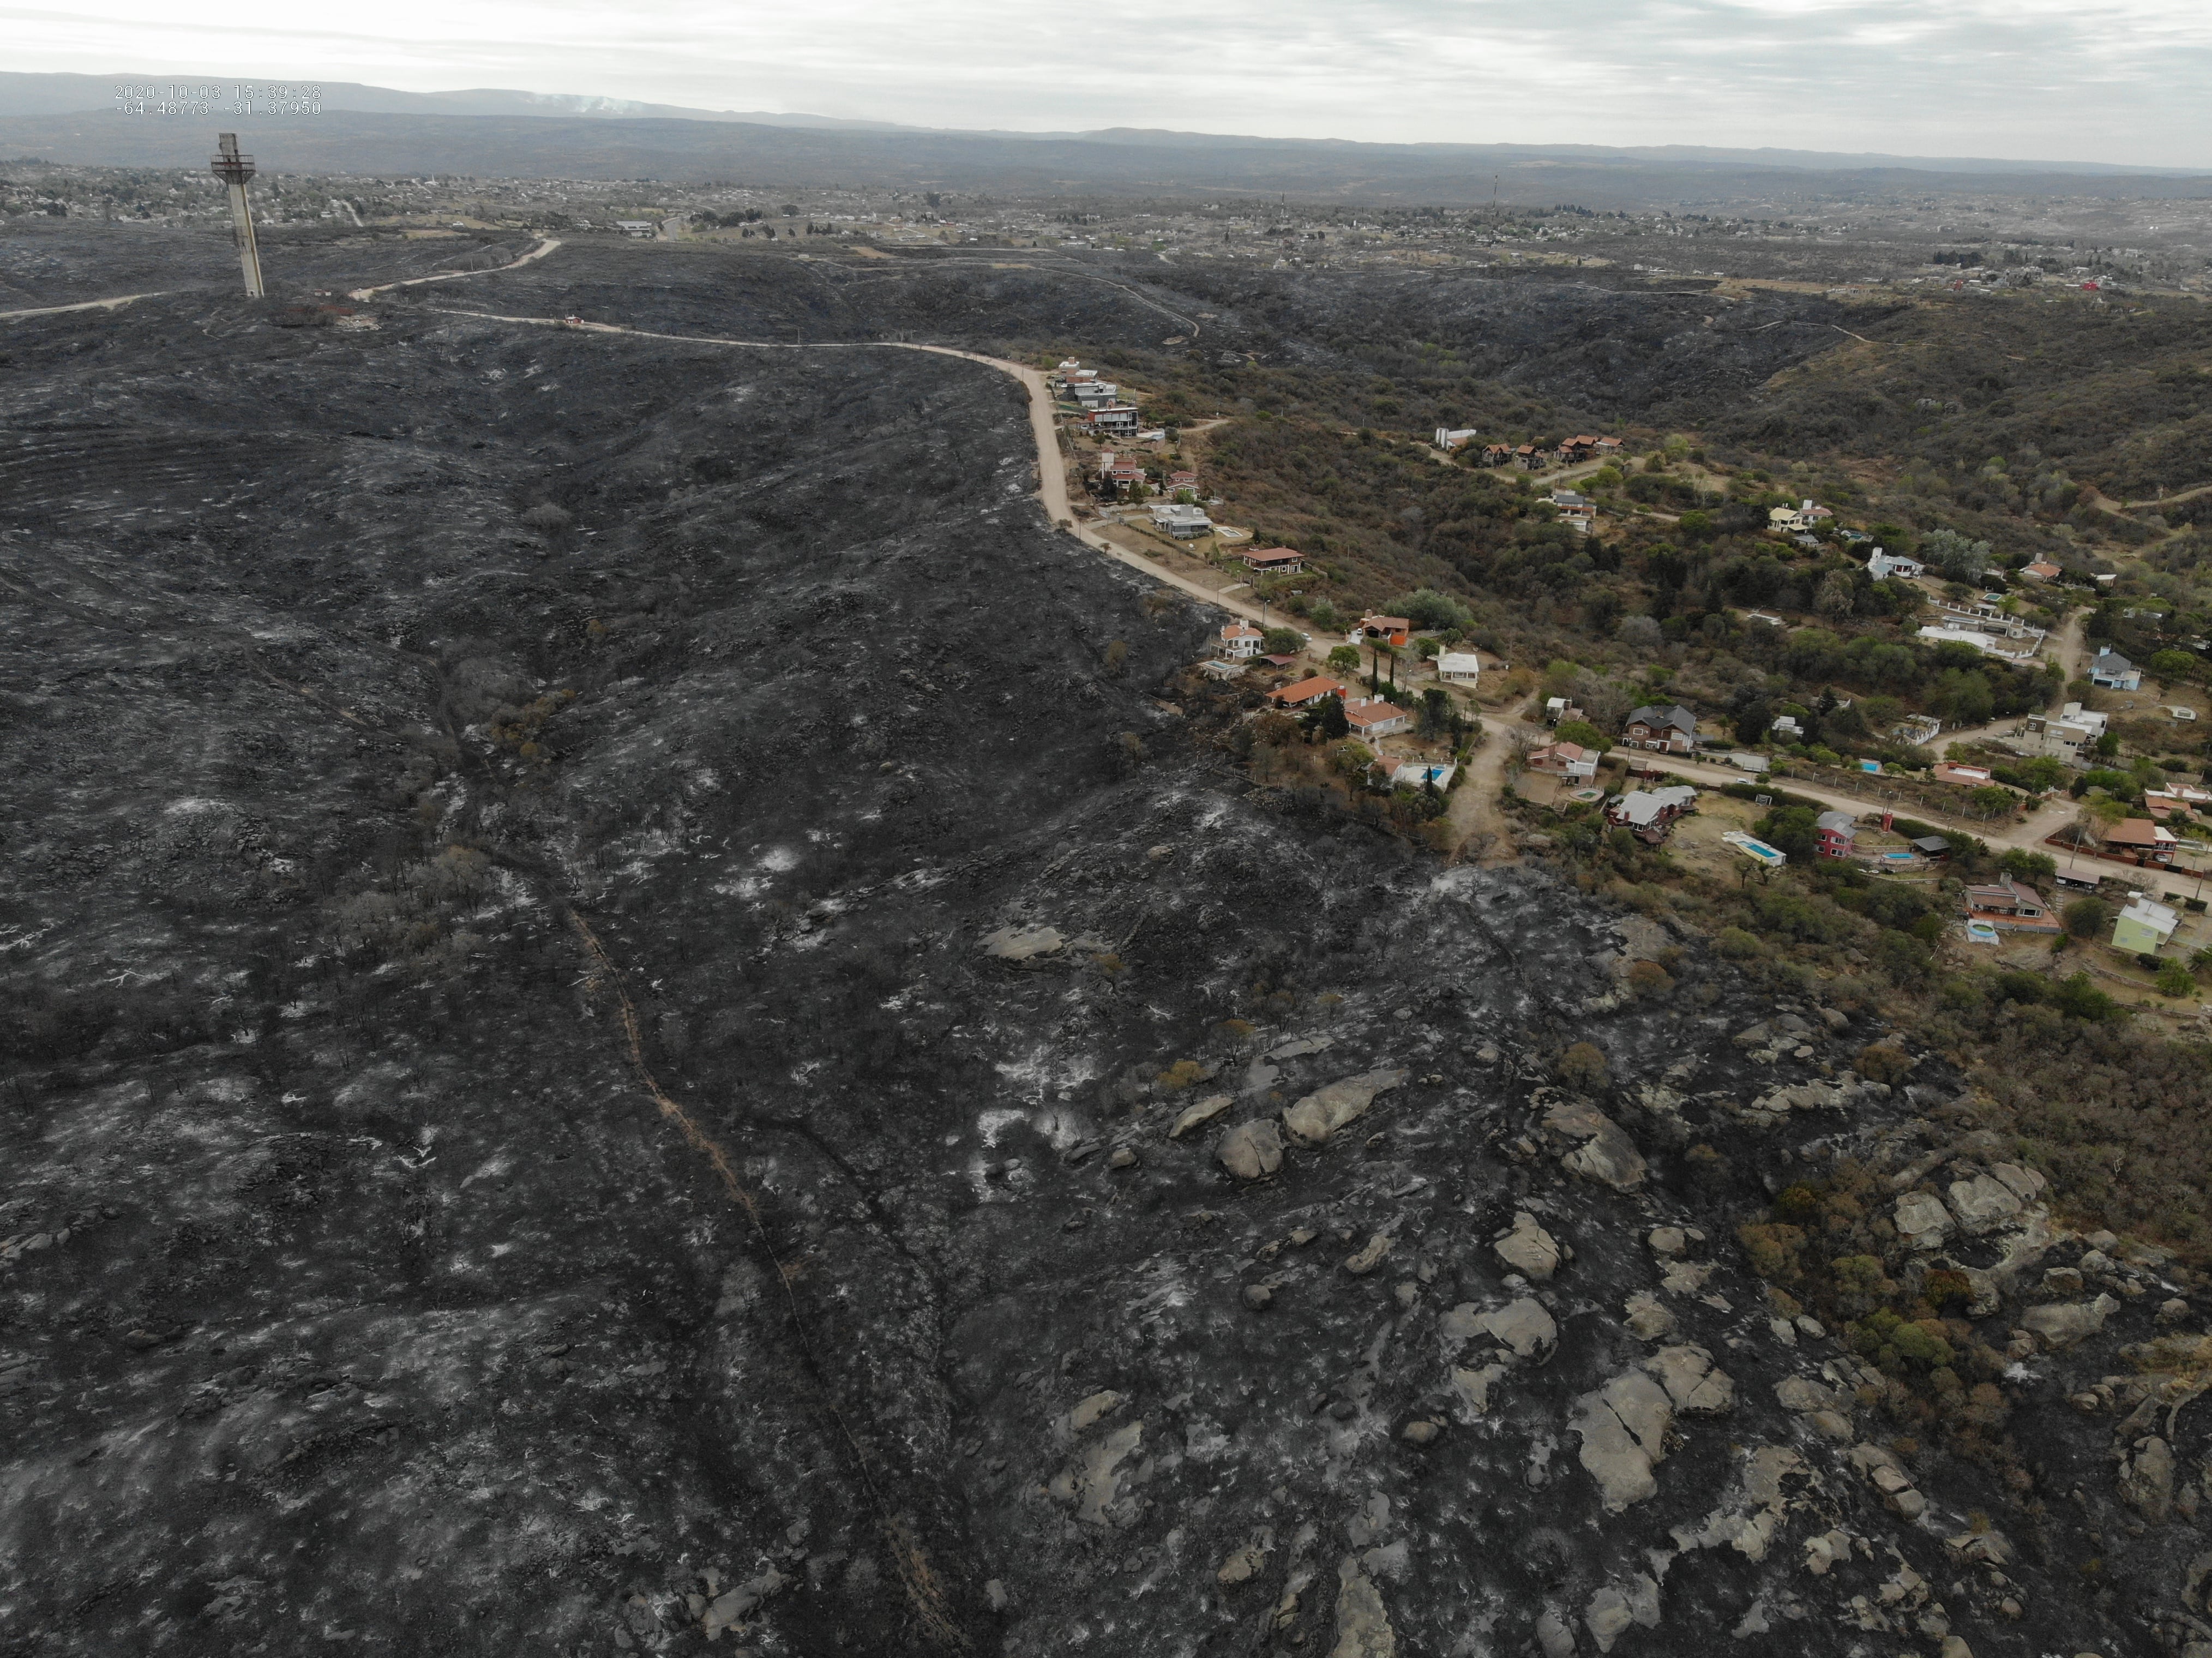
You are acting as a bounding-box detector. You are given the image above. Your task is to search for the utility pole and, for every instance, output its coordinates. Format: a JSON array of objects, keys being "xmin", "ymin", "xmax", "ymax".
[{"xmin": 210, "ymin": 133, "xmax": 264, "ymax": 298}]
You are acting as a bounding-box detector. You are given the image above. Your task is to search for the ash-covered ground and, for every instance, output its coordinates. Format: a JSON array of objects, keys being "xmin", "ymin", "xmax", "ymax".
[{"xmin": 2, "ymin": 229, "xmax": 2207, "ymax": 1658}]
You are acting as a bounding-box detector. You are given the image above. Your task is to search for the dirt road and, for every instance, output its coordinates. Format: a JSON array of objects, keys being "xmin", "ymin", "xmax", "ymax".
[
  {"xmin": 0, "ymin": 291, "xmax": 166, "ymax": 322},
  {"xmin": 347, "ymin": 236, "xmax": 563, "ymax": 301}
]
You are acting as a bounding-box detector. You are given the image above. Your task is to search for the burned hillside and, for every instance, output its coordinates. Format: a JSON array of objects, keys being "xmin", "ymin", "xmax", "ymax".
[{"xmin": 1, "ymin": 235, "xmax": 2209, "ymax": 1658}]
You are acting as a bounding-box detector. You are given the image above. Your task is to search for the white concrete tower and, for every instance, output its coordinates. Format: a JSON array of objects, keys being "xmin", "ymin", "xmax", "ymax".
[{"xmin": 210, "ymin": 133, "xmax": 265, "ymax": 298}]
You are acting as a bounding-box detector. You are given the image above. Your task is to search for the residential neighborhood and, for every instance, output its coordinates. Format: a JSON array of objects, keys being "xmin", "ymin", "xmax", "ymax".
[{"xmin": 1048, "ymin": 350, "xmax": 2211, "ymax": 1018}]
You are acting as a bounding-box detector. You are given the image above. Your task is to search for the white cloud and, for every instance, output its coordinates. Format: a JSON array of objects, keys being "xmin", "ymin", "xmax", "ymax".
[{"xmin": 8, "ymin": 0, "xmax": 2209, "ymax": 167}]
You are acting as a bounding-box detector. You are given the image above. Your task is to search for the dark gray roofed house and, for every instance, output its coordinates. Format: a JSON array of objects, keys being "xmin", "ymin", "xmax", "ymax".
[{"xmin": 1622, "ymin": 704, "xmax": 1698, "ymax": 753}]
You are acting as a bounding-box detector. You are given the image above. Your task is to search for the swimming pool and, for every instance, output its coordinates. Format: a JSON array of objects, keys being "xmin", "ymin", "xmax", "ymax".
[
  {"xmin": 1722, "ymin": 832, "xmax": 1787, "ymax": 867},
  {"xmin": 1965, "ymin": 920, "xmax": 2000, "ymax": 945},
  {"xmin": 1878, "ymin": 851, "xmax": 1918, "ymax": 866}
]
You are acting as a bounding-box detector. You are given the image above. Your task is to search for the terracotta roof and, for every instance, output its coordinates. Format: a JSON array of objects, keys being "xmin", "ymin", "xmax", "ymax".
[
  {"xmin": 1343, "ymin": 698, "xmax": 1411, "ymax": 730},
  {"xmin": 1268, "ymin": 675, "xmax": 1347, "ymax": 705},
  {"xmin": 2103, "ymin": 818, "xmax": 2177, "ymax": 846}
]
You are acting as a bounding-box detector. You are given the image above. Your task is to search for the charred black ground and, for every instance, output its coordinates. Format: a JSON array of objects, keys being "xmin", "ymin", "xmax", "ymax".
[{"xmin": 2, "ymin": 226, "xmax": 2207, "ymax": 1658}]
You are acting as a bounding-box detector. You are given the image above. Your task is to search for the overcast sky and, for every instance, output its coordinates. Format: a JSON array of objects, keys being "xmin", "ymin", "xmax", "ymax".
[{"xmin": 15, "ymin": 0, "xmax": 2212, "ymax": 167}]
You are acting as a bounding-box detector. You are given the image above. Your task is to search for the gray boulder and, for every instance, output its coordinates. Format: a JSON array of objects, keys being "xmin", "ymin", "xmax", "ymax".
[
  {"xmin": 1542, "ymin": 1099, "xmax": 1647, "ymax": 1190},
  {"xmin": 1894, "ymin": 1191, "xmax": 1953, "ymax": 1249},
  {"xmin": 1946, "ymin": 1173, "xmax": 2024, "ymax": 1236},
  {"xmin": 2021, "ymin": 1293, "xmax": 2120, "ymax": 1349},
  {"xmin": 1282, "ymin": 1068, "xmax": 1408, "ymax": 1145},
  {"xmin": 1218, "ymin": 1118, "xmax": 1284, "ymax": 1181},
  {"xmin": 1494, "ymin": 1211, "xmax": 1561, "ymax": 1280}
]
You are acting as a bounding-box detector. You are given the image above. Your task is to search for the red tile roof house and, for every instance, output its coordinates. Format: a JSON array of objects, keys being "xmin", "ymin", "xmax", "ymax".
[
  {"xmin": 1218, "ymin": 622, "xmax": 1264, "ymax": 659},
  {"xmin": 1931, "ymin": 762, "xmax": 1994, "ymax": 786},
  {"xmin": 1343, "ymin": 696, "xmax": 1412, "ymax": 739},
  {"xmin": 2099, "ymin": 818, "xmax": 2179, "ymax": 866},
  {"xmin": 1242, "ymin": 547, "xmax": 1306, "ymax": 574},
  {"xmin": 1814, "ymin": 810, "xmax": 1858, "ymax": 859},
  {"xmin": 1622, "ymin": 704, "xmax": 1698, "ymax": 753},
  {"xmin": 1267, "ymin": 675, "xmax": 1348, "ymax": 710},
  {"xmin": 2020, "ymin": 560, "xmax": 2063, "ymax": 583},
  {"xmin": 1168, "ymin": 471, "xmax": 1200, "ymax": 494},
  {"xmin": 1480, "ymin": 444, "xmax": 1514, "ymax": 466},
  {"xmin": 1962, "ymin": 876, "xmax": 2061, "ymax": 934},
  {"xmin": 1349, "ymin": 615, "xmax": 1412, "ymax": 647}
]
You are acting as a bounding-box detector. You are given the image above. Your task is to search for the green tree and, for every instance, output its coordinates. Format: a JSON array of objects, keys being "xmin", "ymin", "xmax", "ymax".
[
  {"xmin": 1261, "ymin": 627, "xmax": 1304, "ymax": 655},
  {"xmin": 1998, "ymin": 848, "xmax": 2057, "ymax": 882},
  {"xmin": 1554, "ymin": 718, "xmax": 1610, "ymax": 753},
  {"xmin": 2063, "ymin": 896, "xmax": 2114, "ymax": 939},
  {"xmin": 2049, "ymin": 972, "xmax": 2123, "ymax": 1021},
  {"xmin": 2148, "ymin": 648, "xmax": 2196, "ymax": 682},
  {"xmin": 1326, "ymin": 644, "xmax": 1361, "ymax": 675},
  {"xmin": 1967, "ymin": 785, "xmax": 2016, "ymax": 816},
  {"xmin": 2156, "ymin": 961, "xmax": 2196, "ymax": 998},
  {"xmin": 1392, "ymin": 588, "xmax": 1474, "ymax": 631},
  {"xmin": 1922, "ymin": 528, "xmax": 1994, "ymax": 582},
  {"xmin": 1313, "ymin": 694, "xmax": 1350, "ymax": 740},
  {"xmin": 1758, "ymin": 805, "xmax": 1821, "ymax": 863}
]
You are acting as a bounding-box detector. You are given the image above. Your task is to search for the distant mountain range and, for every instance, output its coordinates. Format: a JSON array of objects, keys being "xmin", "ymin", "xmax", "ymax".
[{"xmin": 2, "ymin": 71, "xmax": 2207, "ymax": 203}]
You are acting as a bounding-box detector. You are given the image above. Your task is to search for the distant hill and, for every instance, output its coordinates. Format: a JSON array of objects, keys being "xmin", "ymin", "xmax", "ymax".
[
  {"xmin": 0, "ymin": 71, "xmax": 921, "ymax": 131},
  {"xmin": 4, "ymin": 73, "xmax": 2204, "ymax": 179},
  {"xmin": 3, "ymin": 97, "xmax": 2209, "ymax": 208}
]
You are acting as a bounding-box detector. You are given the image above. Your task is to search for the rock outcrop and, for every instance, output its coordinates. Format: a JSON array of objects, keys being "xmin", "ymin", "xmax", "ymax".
[
  {"xmin": 1282, "ymin": 1068, "xmax": 1409, "ymax": 1145},
  {"xmin": 1218, "ymin": 1117, "xmax": 1284, "ymax": 1180}
]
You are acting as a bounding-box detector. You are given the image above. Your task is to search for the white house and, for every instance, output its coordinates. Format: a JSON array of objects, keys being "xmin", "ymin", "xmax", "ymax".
[
  {"xmin": 1548, "ymin": 489, "xmax": 1597, "ymax": 535},
  {"xmin": 1434, "ymin": 428, "xmax": 1479, "ymax": 451},
  {"xmin": 1219, "ymin": 622, "xmax": 1263, "ymax": 659},
  {"xmin": 1436, "ymin": 652, "xmax": 1482, "ymax": 684},
  {"xmin": 1868, "ymin": 549, "xmax": 1926, "ymax": 581},
  {"xmin": 1380, "ymin": 756, "xmax": 1457, "ymax": 788},
  {"xmin": 2113, "ymin": 896, "xmax": 2180, "ymax": 954},
  {"xmin": 2090, "ymin": 650, "xmax": 2142, "ymax": 691},
  {"xmin": 1150, "ymin": 502, "xmax": 1213, "ymax": 538}
]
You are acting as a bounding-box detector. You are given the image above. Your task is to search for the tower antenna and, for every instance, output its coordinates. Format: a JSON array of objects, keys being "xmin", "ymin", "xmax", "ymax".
[{"xmin": 210, "ymin": 133, "xmax": 265, "ymax": 298}]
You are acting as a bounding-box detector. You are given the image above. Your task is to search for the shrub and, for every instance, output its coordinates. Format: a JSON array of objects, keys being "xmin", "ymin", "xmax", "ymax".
[
  {"xmin": 1626, "ymin": 959, "xmax": 1675, "ymax": 998},
  {"xmin": 1554, "ymin": 718, "xmax": 1610, "ymax": 753},
  {"xmin": 1922, "ymin": 1267, "xmax": 1975, "ymax": 1308},
  {"xmin": 1556, "ymin": 1041, "xmax": 1610, "ymax": 1090},
  {"xmin": 1714, "ymin": 927, "xmax": 1762, "ymax": 959},
  {"xmin": 1157, "ymin": 1059, "xmax": 1207, "ymax": 1090},
  {"xmin": 1854, "ymin": 1043, "xmax": 1916, "ymax": 1085},
  {"xmin": 2156, "ymin": 962, "xmax": 2196, "ymax": 998},
  {"xmin": 1830, "ymin": 1254, "xmax": 1895, "ymax": 1314},
  {"xmin": 1738, "ymin": 1222, "xmax": 1806, "ymax": 1282},
  {"xmin": 2063, "ymin": 897, "xmax": 2114, "ymax": 939},
  {"xmin": 1392, "ymin": 588, "xmax": 1474, "ymax": 632},
  {"xmin": 2049, "ymin": 972, "xmax": 2124, "ymax": 1022}
]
